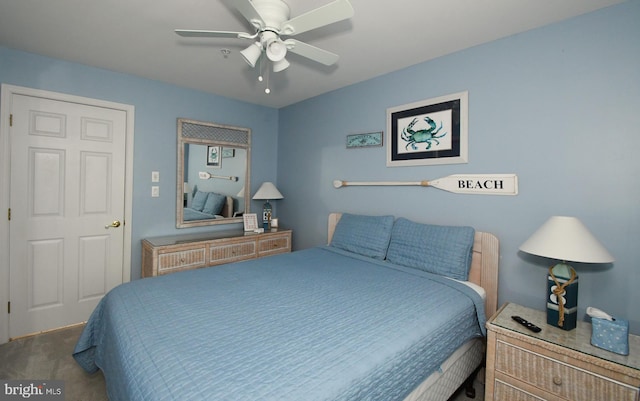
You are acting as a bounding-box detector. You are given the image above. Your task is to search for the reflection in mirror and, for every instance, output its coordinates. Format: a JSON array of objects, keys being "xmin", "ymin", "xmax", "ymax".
[{"xmin": 177, "ymin": 119, "xmax": 251, "ymax": 228}]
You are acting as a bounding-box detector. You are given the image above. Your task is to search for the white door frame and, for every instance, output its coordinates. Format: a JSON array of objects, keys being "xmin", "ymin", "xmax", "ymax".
[{"xmin": 0, "ymin": 84, "xmax": 134, "ymax": 344}]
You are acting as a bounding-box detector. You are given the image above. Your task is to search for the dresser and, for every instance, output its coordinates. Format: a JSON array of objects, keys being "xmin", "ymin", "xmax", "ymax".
[
  {"xmin": 142, "ymin": 229, "xmax": 292, "ymax": 277},
  {"xmin": 485, "ymin": 303, "xmax": 640, "ymax": 401}
]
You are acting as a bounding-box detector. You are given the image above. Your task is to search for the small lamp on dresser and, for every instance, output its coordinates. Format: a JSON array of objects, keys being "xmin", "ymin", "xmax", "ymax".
[
  {"xmin": 519, "ymin": 216, "xmax": 614, "ymax": 330},
  {"xmin": 252, "ymin": 182, "xmax": 283, "ymax": 230},
  {"xmin": 183, "ymin": 182, "xmax": 191, "ymax": 207}
]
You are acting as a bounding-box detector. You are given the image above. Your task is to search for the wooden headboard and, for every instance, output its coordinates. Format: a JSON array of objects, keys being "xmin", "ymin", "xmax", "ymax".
[
  {"xmin": 327, "ymin": 213, "xmax": 499, "ymax": 319},
  {"xmin": 221, "ymin": 196, "xmax": 234, "ymax": 218}
]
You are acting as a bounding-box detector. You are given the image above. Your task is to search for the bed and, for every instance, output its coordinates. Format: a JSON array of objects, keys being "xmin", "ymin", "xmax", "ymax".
[
  {"xmin": 183, "ymin": 191, "xmax": 234, "ymax": 221},
  {"xmin": 73, "ymin": 212, "xmax": 499, "ymax": 401}
]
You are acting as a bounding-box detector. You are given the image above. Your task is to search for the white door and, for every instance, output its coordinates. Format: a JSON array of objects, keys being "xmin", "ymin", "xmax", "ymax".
[{"xmin": 8, "ymin": 94, "xmax": 126, "ymax": 339}]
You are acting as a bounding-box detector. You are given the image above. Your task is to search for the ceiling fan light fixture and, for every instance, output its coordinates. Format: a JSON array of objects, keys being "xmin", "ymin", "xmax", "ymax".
[
  {"xmin": 240, "ymin": 42, "xmax": 262, "ymax": 67},
  {"xmin": 272, "ymin": 57, "xmax": 290, "ymax": 72},
  {"xmin": 266, "ymin": 39, "xmax": 287, "ymax": 62}
]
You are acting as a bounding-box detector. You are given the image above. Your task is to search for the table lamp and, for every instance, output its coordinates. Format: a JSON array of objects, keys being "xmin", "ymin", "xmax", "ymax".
[
  {"xmin": 183, "ymin": 182, "xmax": 191, "ymax": 207},
  {"xmin": 252, "ymin": 182, "xmax": 283, "ymax": 230},
  {"xmin": 519, "ymin": 216, "xmax": 614, "ymax": 330}
]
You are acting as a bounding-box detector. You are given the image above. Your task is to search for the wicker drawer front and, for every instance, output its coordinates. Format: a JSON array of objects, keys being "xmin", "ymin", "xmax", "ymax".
[
  {"xmin": 494, "ymin": 380, "xmax": 546, "ymax": 401},
  {"xmin": 209, "ymin": 242, "xmax": 256, "ymax": 265},
  {"xmin": 495, "ymin": 339, "xmax": 639, "ymax": 401},
  {"xmin": 257, "ymin": 235, "xmax": 290, "ymax": 256},
  {"xmin": 157, "ymin": 248, "xmax": 206, "ymax": 274}
]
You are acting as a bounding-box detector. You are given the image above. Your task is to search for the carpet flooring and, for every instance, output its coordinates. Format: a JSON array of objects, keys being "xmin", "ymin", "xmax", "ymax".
[{"xmin": 0, "ymin": 325, "xmax": 484, "ymax": 401}]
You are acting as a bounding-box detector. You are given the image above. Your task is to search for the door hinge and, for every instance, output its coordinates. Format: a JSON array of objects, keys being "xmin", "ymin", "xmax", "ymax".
[
  {"xmin": 7, "ymin": 302, "xmax": 10, "ymax": 314},
  {"xmin": 7, "ymin": 208, "xmax": 10, "ymax": 221},
  {"xmin": 9, "ymin": 114, "xmax": 12, "ymax": 127}
]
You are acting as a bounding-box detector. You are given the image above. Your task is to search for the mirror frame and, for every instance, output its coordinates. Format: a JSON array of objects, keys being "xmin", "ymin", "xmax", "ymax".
[{"xmin": 176, "ymin": 118, "xmax": 251, "ymax": 228}]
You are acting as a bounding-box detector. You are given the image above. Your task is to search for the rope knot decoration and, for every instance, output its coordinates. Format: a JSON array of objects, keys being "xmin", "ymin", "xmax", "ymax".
[{"xmin": 548, "ymin": 265, "xmax": 577, "ymax": 327}]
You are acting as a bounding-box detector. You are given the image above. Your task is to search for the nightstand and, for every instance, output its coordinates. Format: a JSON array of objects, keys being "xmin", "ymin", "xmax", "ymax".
[{"xmin": 485, "ymin": 302, "xmax": 640, "ymax": 401}]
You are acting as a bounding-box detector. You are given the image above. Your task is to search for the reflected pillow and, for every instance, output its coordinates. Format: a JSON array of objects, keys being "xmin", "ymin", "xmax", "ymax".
[
  {"xmin": 191, "ymin": 191, "xmax": 208, "ymax": 212},
  {"xmin": 203, "ymin": 192, "xmax": 226, "ymax": 215},
  {"xmin": 386, "ymin": 218, "xmax": 475, "ymax": 281},
  {"xmin": 330, "ymin": 213, "xmax": 394, "ymax": 260}
]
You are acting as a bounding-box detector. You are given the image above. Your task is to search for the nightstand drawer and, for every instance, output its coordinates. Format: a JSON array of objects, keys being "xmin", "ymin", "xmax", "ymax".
[
  {"xmin": 157, "ymin": 248, "xmax": 207, "ymax": 274},
  {"xmin": 495, "ymin": 338, "xmax": 639, "ymax": 401},
  {"xmin": 494, "ymin": 379, "xmax": 544, "ymax": 401}
]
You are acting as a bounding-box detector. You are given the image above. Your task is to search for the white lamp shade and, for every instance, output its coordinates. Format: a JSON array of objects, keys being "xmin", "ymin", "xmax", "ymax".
[
  {"xmin": 266, "ymin": 40, "xmax": 287, "ymax": 62},
  {"xmin": 272, "ymin": 57, "xmax": 290, "ymax": 72},
  {"xmin": 240, "ymin": 42, "xmax": 262, "ymax": 67},
  {"xmin": 519, "ymin": 216, "xmax": 614, "ymax": 264},
  {"xmin": 252, "ymin": 182, "xmax": 283, "ymax": 200}
]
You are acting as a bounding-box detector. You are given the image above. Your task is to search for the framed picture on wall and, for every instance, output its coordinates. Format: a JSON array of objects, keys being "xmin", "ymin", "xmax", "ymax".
[
  {"xmin": 386, "ymin": 91, "xmax": 468, "ymax": 167},
  {"xmin": 346, "ymin": 132, "xmax": 383, "ymax": 148},
  {"xmin": 207, "ymin": 145, "xmax": 222, "ymax": 168}
]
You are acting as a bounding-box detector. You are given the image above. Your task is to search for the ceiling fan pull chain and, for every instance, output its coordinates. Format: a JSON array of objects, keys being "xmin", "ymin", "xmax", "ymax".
[{"xmin": 265, "ymin": 63, "xmax": 271, "ymax": 94}]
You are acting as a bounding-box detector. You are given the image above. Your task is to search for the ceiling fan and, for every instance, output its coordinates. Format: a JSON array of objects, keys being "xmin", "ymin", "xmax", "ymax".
[{"xmin": 175, "ymin": 0, "xmax": 354, "ymax": 84}]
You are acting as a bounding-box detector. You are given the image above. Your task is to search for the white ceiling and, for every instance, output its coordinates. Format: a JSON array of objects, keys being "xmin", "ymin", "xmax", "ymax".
[{"xmin": 0, "ymin": 0, "xmax": 624, "ymax": 108}]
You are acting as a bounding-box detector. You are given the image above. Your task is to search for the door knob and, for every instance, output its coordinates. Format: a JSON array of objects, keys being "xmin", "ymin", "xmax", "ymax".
[{"xmin": 105, "ymin": 220, "xmax": 121, "ymax": 229}]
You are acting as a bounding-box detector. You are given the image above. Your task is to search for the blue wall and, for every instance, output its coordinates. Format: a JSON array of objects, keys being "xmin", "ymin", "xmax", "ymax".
[
  {"xmin": 2, "ymin": 1, "xmax": 638, "ymax": 333},
  {"xmin": 0, "ymin": 47, "xmax": 280, "ymax": 279},
  {"xmin": 278, "ymin": 1, "xmax": 640, "ymax": 333}
]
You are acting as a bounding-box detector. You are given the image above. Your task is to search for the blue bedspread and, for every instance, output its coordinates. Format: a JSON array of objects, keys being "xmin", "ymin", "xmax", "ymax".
[
  {"xmin": 73, "ymin": 247, "xmax": 485, "ymax": 401},
  {"xmin": 183, "ymin": 207, "xmax": 216, "ymax": 221}
]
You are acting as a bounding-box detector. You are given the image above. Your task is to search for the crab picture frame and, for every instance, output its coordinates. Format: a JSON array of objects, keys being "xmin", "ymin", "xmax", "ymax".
[{"xmin": 386, "ymin": 91, "xmax": 468, "ymax": 167}]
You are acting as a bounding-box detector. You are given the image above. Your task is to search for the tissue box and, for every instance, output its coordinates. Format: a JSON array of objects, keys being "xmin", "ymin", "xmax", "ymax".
[{"xmin": 591, "ymin": 317, "xmax": 629, "ymax": 355}]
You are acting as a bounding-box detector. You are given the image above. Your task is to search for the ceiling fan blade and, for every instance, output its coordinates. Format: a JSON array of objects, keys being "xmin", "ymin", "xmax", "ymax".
[
  {"xmin": 228, "ymin": 0, "xmax": 266, "ymax": 30},
  {"xmin": 285, "ymin": 39, "xmax": 339, "ymax": 66},
  {"xmin": 280, "ymin": 0, "xmax": 354, "ymax": 36},
  {"xmin": 175, "ymin": 29, "xmax": 252, "ymax": 39}
]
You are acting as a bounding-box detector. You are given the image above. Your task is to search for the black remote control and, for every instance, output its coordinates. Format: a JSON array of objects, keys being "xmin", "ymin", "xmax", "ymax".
[{"xmin": 511, "ymin": 315, "xmax": 542, "ymax": 333}]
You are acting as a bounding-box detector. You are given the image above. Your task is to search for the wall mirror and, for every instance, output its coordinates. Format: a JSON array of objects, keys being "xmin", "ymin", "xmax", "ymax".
[{"xmin": 176, "ymin": 118, "xmax": 251, "ymax": 228}]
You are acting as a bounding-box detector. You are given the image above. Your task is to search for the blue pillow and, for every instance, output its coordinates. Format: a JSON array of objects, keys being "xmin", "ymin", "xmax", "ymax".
[
  {"xmin": 191, "ymin": 191, "xmax": 208, "ymax": 212},
  {"xmin": 203, "ymin": 192, "xmax": 226, "ymax": 215},
  {"xmin": 330, "ymin": 213, "xmax": 394, "ymax": 260},
  {"xmin": 386, "ymin": 218, "xmax": 475, "ymax": 281}
]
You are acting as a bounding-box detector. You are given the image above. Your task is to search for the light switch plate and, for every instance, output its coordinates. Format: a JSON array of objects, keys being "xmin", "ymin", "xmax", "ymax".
[
  {"xmin": 151, "ymin": 171, "xmax": 160, "ymax": 182},
  {"xmin": 151, "ymin": 186, "xmax": 159, "ymax": 197}
]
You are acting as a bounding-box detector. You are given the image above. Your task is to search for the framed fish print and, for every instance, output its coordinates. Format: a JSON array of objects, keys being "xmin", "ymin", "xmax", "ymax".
[
  {"xmin": 386, "ymin": 91, "xmax": 468, "ymax": 167},
  {"xmin": 346, "ymin": 132, "xmax": 383, "ymax": 148}
]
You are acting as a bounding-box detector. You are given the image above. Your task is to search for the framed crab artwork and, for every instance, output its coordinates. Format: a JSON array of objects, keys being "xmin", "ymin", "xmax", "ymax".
[{"xmin": 386, "ymin": 91, "xmax": 468, "ymax": 167}]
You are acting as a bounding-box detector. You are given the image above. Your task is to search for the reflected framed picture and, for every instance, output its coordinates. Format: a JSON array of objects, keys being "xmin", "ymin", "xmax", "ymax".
[
  {"xmin": 387, "ymin": 91, "xmax": 468, "ymax": 167},
  {"xmin": 243, "ymin": 213, "xmax": 258, "ymax": 231},
  {"xmin": 207, "ymin": 145, "xmax": 221, "ymax": 168}
]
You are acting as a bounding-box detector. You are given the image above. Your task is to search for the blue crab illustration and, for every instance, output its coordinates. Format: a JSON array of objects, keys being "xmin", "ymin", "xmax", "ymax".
[{"xmin": 401, "ymin": 117, "xmax": 447, "ymax": 150}]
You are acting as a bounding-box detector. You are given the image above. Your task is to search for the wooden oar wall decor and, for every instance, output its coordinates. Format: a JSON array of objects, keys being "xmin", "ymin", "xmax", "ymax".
[
  {"xmin": 198, "ymin": 171, "xmax": 239, "ymax": 181},
  {"xmin": 333, "ymin": 174, "xmax": 518, "ymax": 196}
]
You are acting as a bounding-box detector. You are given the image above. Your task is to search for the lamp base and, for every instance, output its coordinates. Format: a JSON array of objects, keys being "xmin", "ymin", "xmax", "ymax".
[
  {"xmin": 546, "ymin": 263, "xmax": 578, "ymax": 331},
  {"xmin": 262, "ymin": 201, "xmax": 272, "ymax": 230}
]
